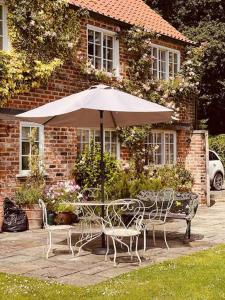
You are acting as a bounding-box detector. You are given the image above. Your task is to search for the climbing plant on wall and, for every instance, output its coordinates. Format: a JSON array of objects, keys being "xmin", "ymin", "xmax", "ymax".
[{"xmin": 0, "ymin": 0, "xmax": 86, "ymax": 107}]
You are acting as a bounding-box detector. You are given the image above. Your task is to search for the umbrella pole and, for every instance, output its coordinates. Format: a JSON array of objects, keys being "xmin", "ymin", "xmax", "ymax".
[
  {"xmin": 100, "ymin": 110, "xmax": 106, "ymax": 248},
  {"xmin": 93, "ymin": 110, "xmax": 113, "ymax": 255}
]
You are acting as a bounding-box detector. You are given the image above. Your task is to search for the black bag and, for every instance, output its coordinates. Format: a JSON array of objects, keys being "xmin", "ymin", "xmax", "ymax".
[{"xmin": 2, "ymin": 198, "xmax": 28, "ymax": 232}]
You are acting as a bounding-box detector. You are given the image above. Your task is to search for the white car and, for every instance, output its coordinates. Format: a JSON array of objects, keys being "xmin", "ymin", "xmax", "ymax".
[{"xmin": 209, "ymin": 150, "xmax": 224, "ymax": 190}]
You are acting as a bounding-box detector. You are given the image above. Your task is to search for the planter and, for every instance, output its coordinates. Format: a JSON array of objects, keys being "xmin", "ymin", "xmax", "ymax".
[
  {"xmin": 54, "ymin": 212, "xmax": 76, "ymax": 225},
  {"xmin": 22, "ymin": 204, "xmax": 43, "ymax": 230}
]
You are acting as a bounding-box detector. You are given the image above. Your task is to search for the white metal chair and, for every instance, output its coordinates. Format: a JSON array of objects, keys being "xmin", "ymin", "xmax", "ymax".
[
  {"xmin": 103, "ymin": 199, "xmax": 145, "ymax": 267},
  {"xmin": 143, "ymin": 189, "xmax": 174, "ymax": 249},
  {"xmin": 39, "ymin": 199, "xmax": 74, "ymax": 258}
]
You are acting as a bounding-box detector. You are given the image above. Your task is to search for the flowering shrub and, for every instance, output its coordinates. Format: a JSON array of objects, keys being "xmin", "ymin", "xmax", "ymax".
[
  {"xmin": 107, "ymin": 163, "xmax": 193, "ymax": 199},
  {"xmin": 45, "ymin": 180, "xmax": 81, "ymax": 212}
]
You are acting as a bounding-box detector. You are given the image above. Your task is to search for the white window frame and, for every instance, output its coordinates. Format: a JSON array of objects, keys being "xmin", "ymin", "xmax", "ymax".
[
  {"xmin": 77, "ymin": 128, "xmax": 120, "ymax": 159},
  {"xmin": 151, "ymin": 43, "xmax": 180, "ymax": 80},
  {"xmin": 146, "ymin": 130, "xmax": 177, "ymax": 165},
  {"xmin": 0, "ymin": 2, "xmax": 9, "ymax": 51},
  {"xmin": 87, "ymin": 24, "xmax": 120, "ymax": 77},
  {"xmin": 19, "ymin": 122, "xmax": 44, "ymax": 176}
]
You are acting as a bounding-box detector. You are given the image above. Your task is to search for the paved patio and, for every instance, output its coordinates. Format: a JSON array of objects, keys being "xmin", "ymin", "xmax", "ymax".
[{"xmin": 0, "ymin": 202, "xmax": 225, "ymax": 286}]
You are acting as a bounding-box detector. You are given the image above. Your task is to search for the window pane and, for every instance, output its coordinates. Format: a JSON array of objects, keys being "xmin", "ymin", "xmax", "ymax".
[
  {"xmin": 95, "ymin": 32, "xmax": 101, "ymax": 44},
  {"xmin": 105, "ymin": 131, "xmax": 110, "ymax": 143},
  {"xmin": 82, "ymin": 130, "xmax": 89, "ymax": 143},
  {"xmin": 105, "ymin": 143, "xmax": 110, "ymax": 152},
  {"xmin": 0, "ymin": 37, "xmax": 2, "ymax": 50},
  {"xmin": 22, "ymin": 127, "xmax": 30, "ymax": 140},
  {"xmin": 0, "ymin": 7, "xmax": 2, "ymax": 20},
  {"xmin": 160, "ymin": 50, "xmax": 166, "ymax": 61},
  {"xmin": 31, "ymin": 127, "xmax": 40, "ymax": 141},
  {"xmin": 94, "ymin": 130, "xmax": 100, "ymax": 143},
  {"xmin": 112, "ymin": 131, "xmax": 117, "ymax": 143},
  {"xmin": 107, "ymin": 36, "xmax": 113, "ymax": 48},
  {"xmin": 88, "ymin": 43, "xmax": 94, "ymax": 56},
  {"xmin": 22, "ymin": 142, "xmax": 30, "ymax": 155},
  {"xmin": 107, "ymin": 48, "xmax": 113, "ymax": 61},
  {"xmin": 174, "ymin": 53, "xmax": 178, "ymax": 64},
  {"xmin": 95, "ymin": 44, "xmax": 101, "ymax": 57},
  {"xmin": 107, "ymin": 61, "xmax": 113, "ymax": 72},
  {"xmin": 174, "ymin": 64, "xmax": 178, "ymax": 75},
  {"xmin": 95, "ymin": 58, "xmax": 101, "ymax": 69},
  {"xmin": 22, "ymin": 156, "xmax": 29, "ymax": 171},
  {"xmin": 31, "ymin": 142, "xmax": 40, "ymax": 155},
  {"xmin": 88, "ymin": 30, "xmax": 94, "ymax": 43},
  {"xmin": 111, "ymin": 144, "xmax": 116, "ymax": 157},
  {"xmin": 103, "ymin": 48, "xmax": 106, "ymax": 59},
  {"xmin": 103, "ymin": 35, "xmax": 107, "ymax": 47}
]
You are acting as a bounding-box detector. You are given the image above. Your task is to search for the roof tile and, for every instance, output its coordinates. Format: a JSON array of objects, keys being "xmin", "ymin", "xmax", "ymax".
[{"xmin": 69, "ymin": 0, "xmax": 191, "ymax": 43}]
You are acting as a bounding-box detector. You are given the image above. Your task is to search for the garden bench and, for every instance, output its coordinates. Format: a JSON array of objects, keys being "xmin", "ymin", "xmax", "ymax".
[{"xmin": 137, "ymin": 191, "xmax": 199, "ymax": 241}]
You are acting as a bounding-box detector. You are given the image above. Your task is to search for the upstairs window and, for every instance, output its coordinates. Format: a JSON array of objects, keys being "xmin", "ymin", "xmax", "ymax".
[
  {"xmin": 151, "ymin": 45, "xmax": 180, "ymax": 80},
  {"xmin": 0, "ymin": 4, "xmax": 8, "ymax": 50},
  {"xmin": 87, "ymin": 25, "xmax": 119, "ymax": 75}
]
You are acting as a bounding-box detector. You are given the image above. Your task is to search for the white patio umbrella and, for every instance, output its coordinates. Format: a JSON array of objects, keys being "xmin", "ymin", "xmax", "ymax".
[{"xmin": 16, "ymin": 84, "xmax": 173, "ymax": 250}]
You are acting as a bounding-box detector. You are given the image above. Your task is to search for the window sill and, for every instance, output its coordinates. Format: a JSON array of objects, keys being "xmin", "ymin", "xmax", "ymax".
[{"xmin": 16, "ymin": 173, "xmax": 49, "ymax": 179}]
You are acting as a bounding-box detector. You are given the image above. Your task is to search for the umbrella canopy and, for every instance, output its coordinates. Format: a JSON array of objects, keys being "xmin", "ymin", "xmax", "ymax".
[{"xmin": 16, "ymin": 85, "xmax": 173, "ymax": 127}]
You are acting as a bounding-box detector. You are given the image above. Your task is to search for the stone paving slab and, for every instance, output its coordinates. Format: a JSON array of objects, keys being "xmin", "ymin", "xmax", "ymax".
[{"xmin": 0, "ymin": 202, "xmax": 225, "ymax": 286}]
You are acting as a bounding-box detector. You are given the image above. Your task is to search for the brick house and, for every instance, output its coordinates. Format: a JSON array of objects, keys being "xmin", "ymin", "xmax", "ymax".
[{"xmin": 0, "ymin": 0, "xmax": 208, "ymax": 220}]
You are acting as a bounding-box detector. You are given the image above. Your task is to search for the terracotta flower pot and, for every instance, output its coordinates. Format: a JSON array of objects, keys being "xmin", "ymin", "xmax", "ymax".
[
  {"xmin": 22, "ymin": 204, "xmax": 43, "ymax": 230},
  {"xmin": 54, "ymin": 212, "xmax": 76, "ymax": 225}
]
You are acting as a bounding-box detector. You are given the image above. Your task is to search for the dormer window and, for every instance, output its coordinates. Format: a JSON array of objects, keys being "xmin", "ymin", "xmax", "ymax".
[
  {"xmin": 151, "ymin": 44, "xmax": 180, "ymax": 80},
  {"xmin": 87, "ymin": 25, "xmax": 119, "ymax": 76},
  {"xmin": 0, "ymin": 4, "xmax": 8, "ymax": 50}
]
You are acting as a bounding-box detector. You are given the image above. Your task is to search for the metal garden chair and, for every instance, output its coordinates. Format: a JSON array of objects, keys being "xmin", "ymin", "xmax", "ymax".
[
  {"xmin": 143, "ymin": 189, "xmax": 174, "ymax": 249},
  {"xmin": 39, "ymin": 199, "xmax": 74, "ymax": 259},
  {"xmin": 103, "ymin": 199, "xmax": 145, "ymax": 267}
]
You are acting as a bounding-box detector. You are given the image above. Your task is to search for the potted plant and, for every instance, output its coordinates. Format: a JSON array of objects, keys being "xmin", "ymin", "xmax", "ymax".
[
  {"xmin": 45, "ymin": 180, "xmax": 81, "ymax": 225},
  {"xmin": 15, "ymin": 182, "xmax": 44, "ymax": 229}
]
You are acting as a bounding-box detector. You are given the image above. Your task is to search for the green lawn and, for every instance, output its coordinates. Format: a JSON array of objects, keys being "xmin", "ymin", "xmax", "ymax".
[{"xmin": 1, "ymin": 245, "xmax": 225, "ymax": 300}]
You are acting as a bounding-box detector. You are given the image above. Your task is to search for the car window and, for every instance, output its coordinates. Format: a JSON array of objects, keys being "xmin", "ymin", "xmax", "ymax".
[{"xmin": 209, "ymin": 151, "xmax": 219, "ymax": 161}]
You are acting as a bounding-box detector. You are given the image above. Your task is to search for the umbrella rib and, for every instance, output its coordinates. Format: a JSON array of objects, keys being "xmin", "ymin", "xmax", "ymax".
[{"xmin": 42, "ymin": 116, "xmax": 56, "ymax": 126}]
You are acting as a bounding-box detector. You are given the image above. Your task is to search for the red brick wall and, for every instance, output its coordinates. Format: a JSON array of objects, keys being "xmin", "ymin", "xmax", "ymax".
[
  {"xmin": 0, "ymin": 13, "xmax": 206, "ymax": 208},
  {"xmin": 185, "ymin": 130, "xmax": 207, "ymax": 203}
]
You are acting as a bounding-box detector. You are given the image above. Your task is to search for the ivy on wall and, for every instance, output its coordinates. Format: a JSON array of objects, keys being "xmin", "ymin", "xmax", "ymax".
[
  {"xmin": 81, "ymin": 26, "xmax": 202, "ymax": 122},
  {"xmin": 0, "ymin": 0, "xmax": 86, "ymax": 107}
]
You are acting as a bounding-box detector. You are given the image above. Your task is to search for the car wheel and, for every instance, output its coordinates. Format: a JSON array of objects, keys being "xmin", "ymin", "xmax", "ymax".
[{"xmin": 213, "ymin": 173, "xmax": 224, "ymax": 191}]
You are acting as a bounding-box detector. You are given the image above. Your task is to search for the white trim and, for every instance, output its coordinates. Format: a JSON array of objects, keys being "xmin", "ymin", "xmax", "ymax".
[
  {"xmin": 0, "ymin": 4, "xmax": 9, "ymax": 50},
  {"xmin": 87, "ymin": 24, "xmax": 120, "ymax": 77},
  {"xmin": 19, "ymin": 122, "xmax": 44, "ymax": 176},
  {"xmin": 151, "ymin": 43, "xmax": 181, "ymax": 80}
]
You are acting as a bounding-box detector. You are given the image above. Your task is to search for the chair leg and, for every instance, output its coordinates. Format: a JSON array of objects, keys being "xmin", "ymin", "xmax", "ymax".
[
  {"xmin": 105, "ymin": 235, "xmax": 109, "ymax": 262},
  {"xmin": 46, "ymin": 231, "xmax": 52, "ymax": 259},
  {"xmin": 143, "ymin": 228, "xmax": 146, "ymax": 251},
  {"xmin": 130, "ymin": 236, "xmax": 133, "ymax": 259},
  {"xmin": 112, "ymin": 237, "xmax": 117, "ymax": 267},
  {"xmin": 152, "ymin": 225, "xmax": 156, "ymax": 246},
  {"xmin": 163, "ymin": 224, "xmax": 169, "ymax": 250},
  {"xmin": 135, "ymin": 236, "xmax": 141, "ymax": 265},
  {"xmin": 68, "ymin": 230, "xmax": 74, "ymax": 256}
]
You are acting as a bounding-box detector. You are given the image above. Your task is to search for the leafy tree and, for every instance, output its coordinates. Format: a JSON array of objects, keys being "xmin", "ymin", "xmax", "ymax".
[{"xmin": 148, "ymin": 0, "xmax": 225, "ymax": 134}]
